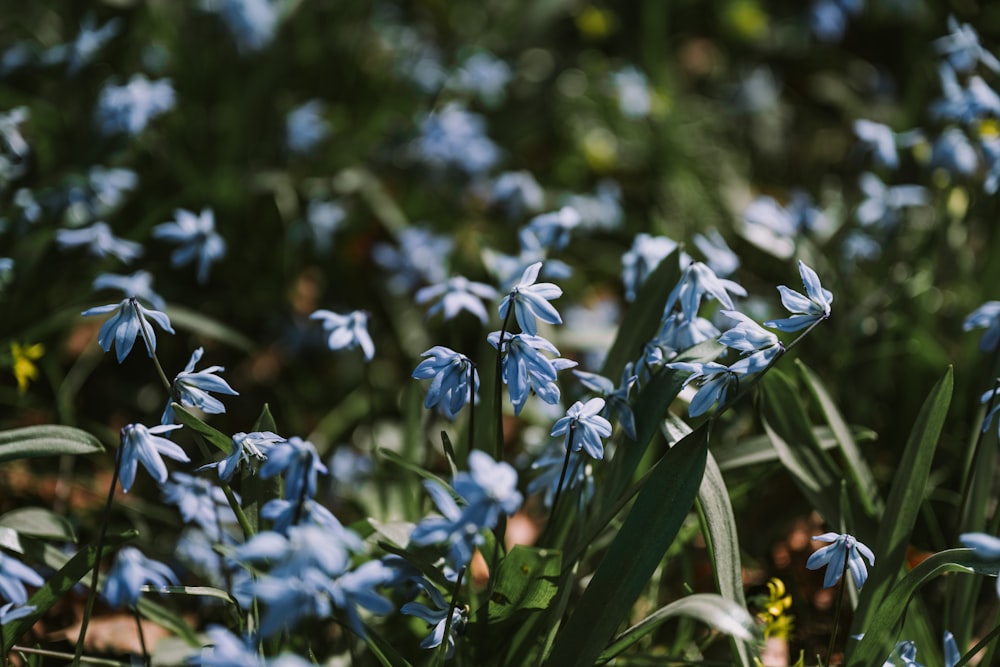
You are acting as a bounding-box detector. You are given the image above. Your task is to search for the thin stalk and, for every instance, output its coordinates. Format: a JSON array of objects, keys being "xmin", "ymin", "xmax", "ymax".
[
  {"xmin": 957, "ymin": 357, "xmax": 1000, "ymax": 530},
  {"xmin": 132, "ymin": 606, "xmax": 149, "ymax": 667},
  {"xmin": 13, "ymin": 645, "xmax": 129, "ymax": 667},
  {"xmin": 467, "ymin": 361, "xmax": 476, "ymax": 454},
  {"xmin": 953, "ymin": 621, "xmax": 1000, "ymax": 667},
  {"xmin": 1, "ymin": 615, "xmax": 6, "ymax": 667},
  {"xmin": 291, "ymin": 461, "xmax": 312, "ymax": 526},
  {"xmin": 437, "ymin": 566, "xmax": 466, "ymax": 661},
  {"xmin": 493, "ymin": 308, "xmax": 514, "ymax": 462},
  {"xmin": 542, "ymin": 426, "xmax": 576, "ymax": 547},
  {"xmin": 74, "ymin": 446, "xmax": 122, "ymax": 665},
  {"xmin": 824, "ymin": 556, "xmax": 851, "ymax": 667},
  {"xmin": 130, "ymin": 298, "xmax": 172, "ymax": 394}
]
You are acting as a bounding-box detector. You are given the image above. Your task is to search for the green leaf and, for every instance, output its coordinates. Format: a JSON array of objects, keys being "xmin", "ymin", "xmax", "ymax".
[
  {"xmin": 139, "ymin": 585, "xmax": 237, "ymax": 605},
  {"xmin": 847, "ymin": 548, "xmax": 996, "ymax": 667},
  {"xmin": 0, "ymin": 507, "xmax": 76, "ymax": 542},
  {"xmin": 0, "ymin": 425, "xmax": 104, "ymax": 463},
  {"xmin": 376, "ymin": 448, "xmax": 450, "ymax": 490},
  {"xmin": 251, "ymin": 403, "xmax": 278, "ymax": 433},
  {"xmin": 488, "ymin": 546, "xmax": 561, "ymax": 622},
  {"xmin": 599, "ymin": 248, "xmax": 680, "ymax": 382},
  {"xmin": 849, "ymin": 366, "xmax": 953, "ymax": 639},
  {"xmin": 362, "ymin": 620, "xmax": 414, "ymax": 667},
  {"xmin": 171, "ymin": 404, "xmax": 232, "ymax": 454},
  {"xmin": 136, "ymin": 596, "xmax": 201, "ymax": 646},
  {"xmin": 544, "ymin": 424, "xmax": 708, "ymax": 667},
  {"xmin": 597, "ymin": 593, "xmax": 757, "ymax": 662},
  {"xmin": 165, "ymin": 304, "xmax": 255, "ymax": 354},
  {"xmin": 712, "ymin": 425, "xmax": 877, "ymax": 470}
]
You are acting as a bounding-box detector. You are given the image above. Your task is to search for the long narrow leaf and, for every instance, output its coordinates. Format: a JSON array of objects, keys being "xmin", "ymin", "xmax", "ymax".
[{"xmin": 0, "ymin": 425, "xmax": 104, "ymax": 463}]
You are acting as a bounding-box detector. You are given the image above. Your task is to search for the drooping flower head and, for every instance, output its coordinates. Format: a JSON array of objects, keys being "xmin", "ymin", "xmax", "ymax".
[
  {"xmin": 412, "ymin": 346, "xmax": 478, "ymax": 419},
  {"xmin": 498, "ymin": 261, "xmax": 563, "ymax": 335},
  {"xmin": 400, "ymin": 579, "xmax": 468, "ymax": 657},
  {"xmin": 161, "ymin": 471, "xmax": 238, "ymax": 541},
  {"xmin": 82, "ymin": 297, "xmax": 175, "ymax": 363},
  {"xmin": 763, "ymin": 260, "xmax": 833, "ymax": 332},
  {"xmin": 153, "ymin": 208, "xmax": 226, "ymax": 284},
  {"xmin": 550, "ymin": 398, "xmax": 613, "ymax": 460},
  {"xmin": 95, "ymin": 74, "xmax": 175, "ymax": 136},
  {"xmin": 664, "ymin": 261, "xmax": 747, "ymax": 322},
  {"xmin": 102, "ymin": 546, "xmax": 178, "ymax": 608},
  {"xmin": 488, "ymin": 331, "xmax": 576, "ymax": 415},
  {"xmin": 118, "ymin": 422, "xmax": 190, "ymax": 493},
  {"xmin": 0, "ymin": 552, "xmax": 43, "ymax": 605},
  {"xmin": 162, "ymin": 347, "xmax": 239, "ymax": 424},
  {"xmin": 416, "ymin": 276, "xmax": 498, "ymax": 324},
  {"xmin": 259, "ymin": 436, "xmax": 328, "ymax": 502},
  {"xmin": 964, "ymin": 301, "xmax": 1000, "ymax": 352},
  {"xmin": 56, "ymin": 222, "xmax": 143, "ymax": 263},
  {"xmin": 805, "ymin": 532, "xmax": 875, "ymax": 590},
  {"xmin": 310, "ymin": 309, "xmax": 374, "ymax": 361}
]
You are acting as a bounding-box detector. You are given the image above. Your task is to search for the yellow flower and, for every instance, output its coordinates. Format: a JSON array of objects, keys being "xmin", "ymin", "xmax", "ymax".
[
  {"xmin": 11, "ymin": 342, "xmax": 44, "ymax": 394},
  {"xmin": 753, "ymin": 577, "xmax": 794, "ymax": 640}
]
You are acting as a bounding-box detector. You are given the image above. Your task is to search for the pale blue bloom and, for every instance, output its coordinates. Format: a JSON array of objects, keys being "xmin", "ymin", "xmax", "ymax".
[
  {"xmin": 551, "ymin": 398, "xmax": 613, "ymax": 460},
  {"xmin": 842, "ymin": 230, "xmax": 882, "ymax": 263},
  {"xmin": 176, "ymin": 527, "xmax": 229, "ymax": 586},
  {"xmin": 932, "ymin": 64, "xmax": 1000, "ymax": 124},
  {"xmin": 0, "ymin": 107, "xmax": 30, "ymax": 182},
  {"xmin": 0, "ymin": 258, "xmax": 12, "ymax": 288},
  {"xmin": 654, "ymin": 313, "xmax": 720, "ymax": 355},
  {"xmin": 931, "ymin": 127, "xmax": 978, "ymax": 176},
  {"xmin": 413, "ymin": 346, "xmax": 478, "ymax": 419},
  {"xmin": 882, "ymin": 640, "xmax": 923, "ymax": 667},
  {"xmin": 153, "ymin": 208, "xmax": 226, "ymax": 284},
  {"xmin": 304, "ymin": 197, "xmax": 345, "ymax": 254},
  {"xmin": 330, "ymin": 447, "xmax": 373, "ymax": 490},
  {"xmin": 611, "ymin": 65, "xmax": 652, "ymax": 118},
  {"xmin": 262, "ymin": 497, "xmax": 364, "ymax": 544},
  {"xmin": 414, "ymin": 103, "xmax": 500, "ymax": 175},
  {"xmin": 400, "ymin": 581, "xmax": 466, "ymax": 657},
  {"xmin": 529, "ymin": 446, "xmax": 594, "ymax": 509},
  {"xmin": 372, "ymin": 227, "xmax": 453, "ymax": 293},
  {"xmin": 96, "ymin": 74, "xmax": 175, "ymax": 135},
  {"xmin": 188, "ymin": 625, "xmax": 263, "ymax": 666},
  {"xmin": 82, "ymin": 297, "xmax": 174, "ymax": 363},
  {"xmin": 327, "ymin": 560, "xmax": 395, "ymax": 635},
  {"xmin": 806, "ymin": 532, "xmax": 875, "ymax": 589},
  {"xmin": 46, "ymin": 13, "xmax": 121, "ymax": 75},
  {"xmin": 410, "ymin": 451, "xmax": 522, "ymax": 567},
  {"xmin": 205, "ymin": 430, "xmax": 284, "ymax": 482},
  {"xmin": 667, "ymin": 357, "xmax": 756, "ymax": 417},
  {"xmin": 246, "ymin": 568, "xmax": 335, "ymax": 637},
  {"xmin": 563, "ymin": 180, "xmax": 624, "ymax": 230},
  {"xmin": 234, "ymin": 526, "xmax": 350, "ymax": 582},
  {"xmin": 573, "ymin": 366, "xmax": 638, "ymax": 440},
  {"xmin": 492, "ymin": 171, "xmax": 544, "ymax": 218},
  {"xmin": 102, "ymin": 546, "xmax": 178, "ymax": 608},
  {"xmin": 0, "ymin": 602, "xmax": 35, "ymax": 624},
  {"xmin": 87, "ymin": 166, "xmax": 138, "ymax": 215},
  {"xmin": 56, "ymin": 222, "xmax": 143, "ymax": 263},
  {"xmin": 488, "ymin": 331, "xmax": 575, "ymax": 415},
  {"xmin": 810, "ymin": 0, "xmax": 861, "ymax": 43},
  {"xmin": 853, "ymin": 119, "xmax": 902, "ymax": 169},
  {"xmin": 978, "ymin": 386, "xmax": 1000, "ymax": 440},
  {"xmin": 520, "ymin": 207, "xmax": 581, "ymax": 252},
  {"xmin": 856, "ymin": 172, "xmax": 927, "ymax": 229},
  {"xmin": 719, "ymin": 310, "xmax": 783, "ymax": 365},
  {"xmin": 764, "ymin": 260, "xmax": 833, "ymax": 332},
  {"xmin": 482, "ymin": 244, "xmax": 573, "ymax": 291},
  {"xmin": 934, "ymin": 16, "xmax": 1000, "ymax": 74},
  {"xmin": 161, "ymin": 472, "xmax": 237, "ymax": 541},
  {"xmin": 944, "ymin": 631, "xmax": 960, "ymax": 667},
  {"xmin": 498, "ymin": 261, "xmax": 563, "ymax": 335},
  {"xmin": 259, "ymin": 436, "xmax": 328, "ymax": 502},
  {"xmin": 692, "ymin": 229, "xmax": 740, "ymax": 278},
  {"xmin": 964, "ymin": 301, "xmax": 1000, "ymax": 351},
  {"xmin": 310, "ymin": 309, "xmax": 374, "ymax": 361},
  {"xmin": 93, "ymin": 270, "xmax": 165, "ymax": 310},
  {"xmin": 200, "ymin": 0, "xmax": 279, "ymax": 53},
  {"xmin": 0, "ymin": 553, "xmax": 43, "ymax": 605},
  {"xmin": 447, "ymin": 51, "xmax": 511, "ymax": 106},
  {"xmin": 959, "ymin": 532, "xmax": 1000, "ymax": 559},
  {"xmin": 286, "ymin": 100, "xmax": 330, "ymax": 154},
  {"xmin": 622, "ymin": 234, "xmax": 680, "ymax": 302},
  {"xmin": 416, "ymin": 275, "xmax": 498, "ymax": 323},
  {"xmin": 119, "ymin": 422, "xmax": 189, "ymax": 492},
  {"xmin": 981, "ymin": 136, "xmax": 1000, "ymax": 194},
  {"xmin": 163, "ymin": 347, "xmax": 239, "ymax": 424},
  {"xmin": 381, "ymin": 25, "xmax": 446, "ymax": 93},
  {"xmin": 664, "ymin": 262, "xmax": 747, "ymax": 321}
]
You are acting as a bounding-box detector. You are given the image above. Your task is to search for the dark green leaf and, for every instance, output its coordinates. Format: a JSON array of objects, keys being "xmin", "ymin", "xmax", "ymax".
[
  {"xmin": 0, "ymin": 507, "xmax": 76, "ymax": 543},
  {"xmin": 488, "ymin": 546, "xmax": 561, "ymax": 622},
  {"xmin": 0, "ymin": 425, "xmax": 104, "ymax": 463},
  {"xmin": 171, "ymin": 404, "xmax": 232, "ymax": 454}
]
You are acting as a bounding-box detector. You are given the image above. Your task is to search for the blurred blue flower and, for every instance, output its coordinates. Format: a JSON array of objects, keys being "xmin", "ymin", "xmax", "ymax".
[
  {"xmin": 964, "ymin": 301, "xmax": 1000, "ymax": 351},
  {"xmin": 611, "ymin": 65, "xmax": 652, "ymax": 118},
  {"xmin": 234, "ymin": 525, "xmax": 351, "ymax": 581},
  {"xmin": 489, "ymin": 331, "xmax": 575, "ymax": 415},
  {"xmin": 56, "ymin": 222, "xmax": 143, "ymax": 263},
  {"xmin": 563, "ymin": 180, "xmax": 624, "ymax": 230},
  {"xmin": 806, "ymin": 532, "xmax": 875, "ymax": 589},
  {"xmin": 204, "ymin": 430, "xmax": 284, "ymax": 482},
  {"xmin": 413, "ymin": 346, "xmax": 478, "ymax": 419},
  {"xmin": 414, "ymin": 103, "xmax": 500, "ymax": 175},
  {"xmin": 81, "ymin": 297, "xmax": 174, "ymax": 363},
  {"xmin": 944, "ymin": 631, "xmax": 959, "ymax": 667},
  {"xmin": 246, "ymin": 568, "xmax": 335, "ymax": 637},
  {"xmin": 163, "ymin": 347, "xmax": 239, "ymax": 424},
  {"xmin": 934, "ymin": 16, "xmax": 1000, "ymax": 74},
  {"xmin": 372, "ymin": 227, "xmax": 453, "ymax": 293},
  {"xmin": 551, "ymin": 398, "xmax": 613, "ymax": 460},
  {"xmin": 0, "ymin": 553, "xmax": 43, "ymax": 605},
  {"xmin": 102, "ymin": 546, "xmax": 178, "ymax": 608},
  {"xmin": 764, "ymin": 260, "xmax": 833, "ymax": 332},
  {"xmin": 262, "ymin": 497, "xmax": 364, "ymax": 545},
  {"xmin": 853, "ymin": 119, "xmax": 901, "ymax": 169},
  {"xmin": 529, "ymin": 445, "xmax": 594, "ymax": 509},
  {"xmin": 666, "ymin": 358, "xmax": 756, "ymax": 417},
  {"xmin": 447, "ymin": 51, "xmax": 511, "ymax": 106},
  {"xmin": 491, "ymin": 170, "xmax": 544, "ymax": 219},
  {"xmin": 0, "ymin": 602, "xmax": 35, "ymax": 624},
  {"xmin": 310, "ymin": 309, "xmax": 374, "ymax": 361},
  {"xmin": 654, "ymin": 313, "xmax": 720, "ymax": 356},
  {"xmin": 161, "ymin": 472, "xmax": 237, "ymax": 541},
  {"xmin": 882, "ymin": 640, "xmax": 923, "ymax": 667},
  {"xmin": 410, "ymin": 451, "xmax": 522, "ymax": 567},
  {"xmin": 304, "ymin": 197, "xmax": 345, "ymax": 254},
  {"xmin": 622, "ymin": 233, "xmax": 681, "ymax": 302},
  {"xmin": 574, "ymin": 366, "xmax": 638, "ymax": 440},
  {"xmin": 931, "ymin": 127, "xmax": 978, "ymax": 176},
  {"xmin": 153, "ymin": 208, "xmax": 226, "ymax": 284},
  {"xmin": 692, "ymin": 229, "xmax": 740, "ymax": 278},
  {"xmin": 483, "ymin": 244, "xmax": 573, "ymax": 292},
  {"xmin": 841, "ymin": 230, "xmax": 882, "ymax": 264},
  {"xmin": 330, "ymin": 447, "xmax": 373, "ymax": 491},
  {"xmin": 719, "ymin": 310, "xmax": 783, "ymax": 366},
  {"xmin": 93, "ymin": 270, "xmax": 165, "ymax": 310},
  {"xmin": 665, "ymin": 262, "xmax": 747, "ymax": 321},
  {"xmin": 44, "ymin": 13, "xmax": 121, "ymax": 75},
  {"xmin": 520, "ymin": 207, "xmax": 581, "ymax": 252},
  {"xmin": 259, "ymin": 436, "xmax": 328, "ymax": 502},
  {"xmin": 88, "ymin": 164, "xmax": 139, "ymax": 214},
  {"xmin": 328, "ymin": 560, "xmax": 395, "ymax": 635},
  {"xmin": 286, "ymin": 100, "xmax": 330, "ymax": 154},
  {"xmin": 400, "ymin": 581, "xmax": 466, "ymax": 657},
  {"xmin": 498, "ymin": 261, "xmax": 563, "ymax": 335},
  {"xmin": 119, "ymin": 422, "xmax": 189, "ymax": 492},
  {"xmin": 856, "ymin": 172, "xmax": 927, "ymax": 229},
  {"xmin": 188, "ymin": 625, "xmax": 263, "ymax": 666},
  {"xmin": 416, "ymin": 275, "xmax": 498, "ymax": 323},
  {"xmin": 810, "ymin": 0, "xmax": 861, "ymax": 43},
  {"xmin": 977, "ymin": 386, "xmax": 1000, "ymax": 440},
  {"xmin": 0, "ymin": 107, "xmax": 29, "ymax": 180},
  {"xmin": 96, "ymin": 74, "xmax": 175, "ymax": 135},
  {"xmin": 981, "ymin": 136, "xmax": 1000, "ymax": 194},
  {"xmin": 200, "ymin": 0, "xmax": 279, "ymax": 53},
  {"xmin": 932, "ymin": 64, "xmax": 1000, "ymax": 124}
]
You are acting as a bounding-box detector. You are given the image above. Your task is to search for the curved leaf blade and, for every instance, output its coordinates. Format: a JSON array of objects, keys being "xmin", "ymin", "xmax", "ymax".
[{"xmin": 0, "ymin": 425, "xmax": 104, "ymax": 463}]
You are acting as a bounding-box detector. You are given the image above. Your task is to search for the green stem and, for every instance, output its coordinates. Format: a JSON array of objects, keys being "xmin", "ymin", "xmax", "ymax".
[
  {"xmin": 132, "ymin": 606, "xmax": 149, "ymax": 667},
  {"xmin": 953, "ymin": 621, "xmax": 1000, "ymax": 667},
  {"xmin": 467, "ymin": 360, "xmax": 476, "ymax": 455},
  {"xmin": 542, "ymin": 425, "xmax": 576, "ymax": 547},
  {"xmin": 13, "ymin": 645, "xmax": 130, "ymax": 667},
  {"xmin": 493, "ymin": 308, "xmax": 514, "ymax": 462},
  {"xmin": 130, "ymin": 298, "xmax": 172, "ymax": 394},
  {"xmin": 438, "ymin": 566, "xmax": 466, "ymax": 661},
  {"xmin": 824, "ymin": 555, "xmax": 851, "ymax": 667}
]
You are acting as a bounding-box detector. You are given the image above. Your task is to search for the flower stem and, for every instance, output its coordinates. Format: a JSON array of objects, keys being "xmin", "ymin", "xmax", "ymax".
[
  {"xmin": 130, "ymin": 298, "xmax": 171, "ymax": 394},
  {"xmin": 543, "ymin": 425, "xmax": 576, "ymax": 547},
  {"xmin": 437, "ymin": 566, "xmax": 466, "ymax": 661},
  {"xmin": 493, "ymin": 308, "xmax": 514, "ymax": 462},
  {"xmin": 467, "ymin": 361, "xmax": 476, "ymax": 455},
  {"xmin": 74, "ymin": 445, "xmax": 122, "ymax": 665},
  {"xmin": 953, "ymin": 619, "xmax": 1000, "ymax": 667},
  {"xmin": 132, "ymin": 606, "xmax": 149, "ymax": 667},
  {"xmin": 824, "ymin": 555, "xmax": 850, "ymax": 667}
]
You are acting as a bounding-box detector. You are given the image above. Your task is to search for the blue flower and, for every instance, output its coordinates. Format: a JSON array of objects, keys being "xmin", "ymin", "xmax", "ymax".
[
  {"xmin": 856, "ymin": 172, "xmax": 928, "ymax": 229},
  {"xmin": 261, "ymin": 497, "xmax": 364, "ymax": 546},
  {"xmin": 0, "ymin": 553, "xmax": 43, "ymax": 605},
  {"xmin": 934, "ymin": 16, "xmax": 1000, "ymax": 74},
  {"xmin": 667, "ymin": 359, "xmax": 754, "ymax": 418},
  {"xmin": 410, "ymin": 451, "xmax": 522, "ymax": 567},
  {"xmin": 153, "ymin": 208, "xmax": 226, "ymax": 284},
  {"xmin": 416, "ymin": 276, "xmax": 498, "ymax": 324},
  {"xmin": 0, "ymin": 602, "xmax": 35, "ymax": 624},
  {"xmin": 87, "ymin": 166, "xmax": 139, "ymax": 216},
  {"xmin": 944, "ymin": 631, "xmax": 959, "ymax": 667},
  {"xmin": 763, "ymin": 260, "xmax": 833, "ymax": 332},
  {"xmin": 204, "ymin": 430, "xmax": 284, "ymax": 482},
  {"xmin": 286, "ymin": 100, "xmax": 331, "ymax": 154},
  {"xmin": 551, "ymin": 398, "xmax": 613, "ymax": 460},
  {"xmin": 304, "ymin": 197, "xmax": 345, "ymax": 254},
  {"xmin": 400, "ymin": 581, "xmax": 467, "ymax": 657},
  {"xmin": 853, "ymin": 119, "xmax": 901, "ymax": 169},
  {"xmin": 562, "ymin": 180, "xmax": 624, "ymax": 230},
  {"xmin": 665, "ymin": 262, "xmax": 747, "ymax": 322},
  {"xmin": 719, "ymin": 310, "xmax": 784, "ymax": 371},
  {"xmin": 200, "ymin": 0, "xmax": 279, "ymax": 53},
  {"xmin": 882, "ymin": 640, "xmax": 923, "ymax": 667},
  {"xmin": 259, "ymin": 436, "xmax": 328, "ymax": 502},
  {"xmin": 372, "ymin": 227, "xmax": 453, "ymax": 294},
  {"xmin": 982, "ymin": 137, "xmax": 1000, "ymax": 194},
  {"xmin": 611, "ymin": 65, "xmax": 652, "ymax": 118},
  {"xmin": 520, "ymin": 207, "xmax": 581, "ymax": 252},
  {"xmin": 931, "ymin": 65, "xmax": 1000, "ymax": 124},
  {"xmin": 56, "ymin": 222, "xmax": 143, "ymax": 263},
  {"xmin": 654, "ymin": 312, "xmax": 721, "ymax": 356},
  {"xmin": 413, "ymin": 346, "xmax": 478, "ymax": 419},
  {"xmin": 413, "ymin": 103, "xmax": 500, "ymax": 175},
  {"xmin": 188, "ymin": 625, "xmax": 263, "ymax": 667},
  {"xmin": 161, "ymin": 472, "xmax": 237, "ymax": 541},
  {"xmin": 60, "ymin": 14, "xmax": 122, "ymax": 75},
  {"xmin": 491, "ymin": 171, "xmax": 544, "ymax": 219},
  {"xmin": 93, "ymin": 270, "xmax": 165, "ymax": 310},
  {"xmin": 964, "ymin": 301, "xmax": 1000, "ymax": 351},
  {"xmin": 692, "ymin": 229, "xmax": 740, "ymax": 278},
  {"xmin": 119, "ymin": 422, "xmax": 189, "ymax": 492},
  {"xmin": 327, "ymin": 560, "xmax": 395, "ymax": 635},
  {"xmin": 805, "ymin": 532, "xmax": 875, "ymax": 589},
  {"xmin": 310, "ymin": 309, "xmax": 374, "ymax": 361},
  {"xmin": 931, "ymin": 127, "xmax": 978, "ymax": 177},
  {"xmin": 447, "ymin": 51, "xmax": 512, "ymax": 106},
  {"xmin": 163, "ymin": 347, "xmax": 239, "ymax": 424},
  {"xmin": 573, "ymin": 366, "xmax": 638, "ymax": 440},
  {"xmin": 488, "ymin": 331, "xmax": 576, "ymax": 415},
  {"xmin": 102, "ymin": 546, "xmax": 178, "ymax": 608},
  {"xmin": 621, "ymin": 233, "xmax": 680, "ymax": 302},
  {"xmin": 529, "ymin": 446, "xmax": 594, "ymax": 509},
  {"xmin": 498, "ymin": 261, "xmax": 563, "ymax": 335},
  {"xmin": 82, "ymin": 297, "xmax": 175, "ymax": 363},
  {"xmin": 95, "ymin": 74, "xmax": 175, "ymax": 136}
]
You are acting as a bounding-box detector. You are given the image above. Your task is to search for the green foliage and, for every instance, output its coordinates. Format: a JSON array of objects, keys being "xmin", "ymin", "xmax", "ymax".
[{"xmin": 0, "ymin": 425, "xmax": 103, "ymax": 463}]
